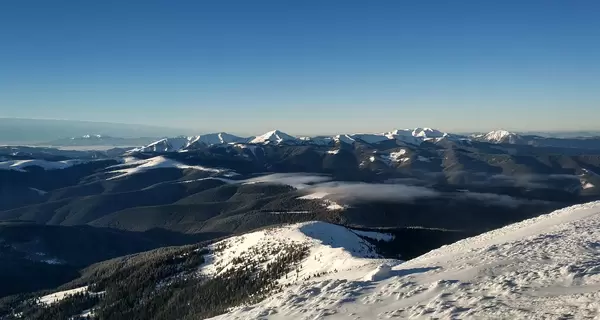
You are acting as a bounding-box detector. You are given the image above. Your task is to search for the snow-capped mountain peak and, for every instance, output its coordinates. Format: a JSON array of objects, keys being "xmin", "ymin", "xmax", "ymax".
[
  {"xmin": 191, "ymin": 132, "xmax": 246, "ymax": 145},
  {"xmin": 411, "ymin": 127, "xmax": 447, "ymax": 139},
  {"xmin": 482, "ymin": 130, "xmax": 521, "ymax": 143},
  {"xmin": 128, "ymin": 132, "xmax": 247, "ymax": 152},
  {"xmin": 250, "ymin": 130, "xmax": 298, "ymax": 144},
  {"xmin": 136, "ymin": 136, "xmax": 192, "ymax": 152}
]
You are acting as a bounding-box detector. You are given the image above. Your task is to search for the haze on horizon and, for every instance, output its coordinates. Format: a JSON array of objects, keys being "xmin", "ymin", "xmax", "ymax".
[{"xmin": 1, "ymin": 1, "xmax": 599, "ymax": 135}]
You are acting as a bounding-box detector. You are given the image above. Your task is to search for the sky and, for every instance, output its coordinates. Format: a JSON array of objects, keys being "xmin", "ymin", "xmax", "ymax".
[{"xmin": 0, "ymin": 0, "xmax": 599, "ymax": 136}]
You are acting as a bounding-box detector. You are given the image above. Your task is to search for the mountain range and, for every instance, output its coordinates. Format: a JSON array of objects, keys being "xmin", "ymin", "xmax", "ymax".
[
  {"xmin": 126, "ymin": 128, "xmax": 600, "ymax": 153},
  {"xmin": 1, "ymin": 126, "xmax": 600, "ymax": 319}
]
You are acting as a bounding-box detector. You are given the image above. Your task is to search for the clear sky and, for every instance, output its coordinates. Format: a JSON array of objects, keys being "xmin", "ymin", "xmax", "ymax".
[{"xmin": 1, "ymin": 0, "xmax": 599, "ymax": 135}]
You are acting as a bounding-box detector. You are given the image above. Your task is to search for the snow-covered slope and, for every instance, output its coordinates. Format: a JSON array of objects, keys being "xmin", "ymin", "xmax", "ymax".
[
  {"xmin": 334, "ymin": 133, "xmax": 390, "ymax": 145},
  {"xmin": 190, "ymin": 132, "xmax": 247, "ymax": 146},
  {"xmin": 214, "ymin": 201, "xmax": 600, "ymax": 319},
  {"xmin": 130, "ymin": 133, "xmax": 247, "ymax": 152},
  {"xmin": 38, "ymin": 286, "xmax": 89, "ymax": 305},
  {"xmin": 129, "ymin": 136, "xmax": 195, "ymax": 152},
  {"xmin": 106, "ymin": 156, "xmax": 228, "ymax": 179},
  {"xmin": 299, "ymin": 136, "xmax": 335, "ymax": 146},
  {"xmin": 480, "ymin": 130, "xmax": 523, "ymax": 144},
  {"xmin": 249, "ymin": 130, "xmax": 298, "ymax": 144},
  {"xmin": 201, "ymin": 221, "xmax": 394, "ymax": 286},
  {"xmin": 335, "ymin": 128, "xmax": 451, "ymax": 146},
  {"xmin": 0, "ymin": 159, "xmax": 87, "ymax": 171},
  {"xmin": 411, "ymin": 127, "xmax": 447, "ymax": 139}
]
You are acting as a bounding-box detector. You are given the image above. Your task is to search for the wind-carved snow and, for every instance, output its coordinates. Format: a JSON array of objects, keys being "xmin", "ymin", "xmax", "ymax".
[
  {"xmin": 200, "ymin": 222, "xmax": 392, "ymax": 287},
  {"xmin": 213, "ymin": 201, "xmax": 600, "ymax": 319},
  {"xmin": 106, "ymin": 156, "xmax": 227, "ymax": 180},
  {"xmin": 0, "ymin": 159, "xmax": 87, "ymax": 172}
]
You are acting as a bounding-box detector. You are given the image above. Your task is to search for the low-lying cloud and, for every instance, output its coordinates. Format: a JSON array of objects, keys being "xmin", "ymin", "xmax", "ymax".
[
  {"xmin": 303, "ymin": 181, "xmax": 547, "ymax": 208},
  {"xmin": 247, "ymin": 173, "xmax": 551, "ymax": 208},
  {"xmin": 243, "ymin": 173, "xmax": 332, "ymax": 189},
  {"xmin": 308, "ymin": 182, "xmax": 439, "ymax": 203}
]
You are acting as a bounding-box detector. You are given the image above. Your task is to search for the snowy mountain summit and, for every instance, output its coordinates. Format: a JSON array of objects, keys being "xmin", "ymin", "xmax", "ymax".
[
  {"xmin": 481, "ymin": 130, "xmax": 522, "ymax": 144},
  {"xmin": 411, "ymin": 127, "xmax": 448, "ymax": 139},
  {"xmin": 249, "ymin": 130, "xmax": 298, "ymax": 144},
  {"xmin": 214, "ymin": 201, "xmax": 600, "ymax": 319}
]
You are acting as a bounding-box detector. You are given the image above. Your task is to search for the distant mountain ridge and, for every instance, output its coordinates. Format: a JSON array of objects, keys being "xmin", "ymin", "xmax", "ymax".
[
  {"xmin": 40, "ymin": 135, "xmax": 158, "ymax": 147},
  {"xmin": 129, "ymin": 127, "xmax": 600, "ymax": 152}
]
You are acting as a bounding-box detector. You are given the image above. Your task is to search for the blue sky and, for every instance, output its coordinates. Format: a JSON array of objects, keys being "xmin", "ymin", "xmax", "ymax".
[{"xmin": 1, "ymin": 0, "xmax": 599, "ymax": 135}]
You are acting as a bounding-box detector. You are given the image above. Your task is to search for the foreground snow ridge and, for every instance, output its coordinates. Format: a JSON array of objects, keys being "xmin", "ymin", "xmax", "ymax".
[
  {"xmin": 213, "ymin": 201, "xmax": 600, "ymax": 319},
  {"xmin": 200, "ymin": 221, "xmax": 394, "ymax": 287}
]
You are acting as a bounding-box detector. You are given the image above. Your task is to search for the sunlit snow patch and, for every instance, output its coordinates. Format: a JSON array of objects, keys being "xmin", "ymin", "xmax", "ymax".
[
  {"xmin": 298, "ymin": 192, "xmax": 347, "ymax": 211},
  {"xmin": 0, "ymin": 159, "xmax": 87, "ymax": 172},
  {"xmin": 106, "ymin": 156, "xmax": 227, "ymax": 180},
  {"xmin": 243, "ymin": 173, "xmax": 331, "ymax": 189},
  {"xmin": 38, "ymin": 286, "xmax": 89, "ymax": 305}
]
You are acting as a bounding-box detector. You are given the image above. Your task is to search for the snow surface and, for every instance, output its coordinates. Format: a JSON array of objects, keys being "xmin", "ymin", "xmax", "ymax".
[
  {"xmin": 298, "ymin": 192, "xmax": 330, "ymax": 200},
  {"xmin": 368, "ymin": 150, "xmax": 410, "ymax": 166},
  {"xmin": 380, "ymin": 149, "xmax": 410, "ymax": 164},
  {"xmin": 38, "ymin": 286, "xmax": 88, "ymax": 305},
  {"xmin": 194, "ymin": 132, "xmax": 246, "ymax": 145},
  {"xmin": 298, "ymin": 191, "xmax": 346, "ymax": 211},
  {"xmin": 0, "ymin": 159, "xmax": 86, "ymax": 172},
  {"xmin": 482, "ymin": 130, "xmax": 521, "ymax": 144},
  {"xmin": 131, "ymin": 136, "xmax": 192, "ymax": 152},
  {"xmin": 250, "ymin": 130, "xmax": 298, "ymax": 144},
  {"xmin": 128, "ymin": 128, "xmax": 456, "ymax": 151},
  {"xmin": 129, "ymin": 133, "xmax": 247, "ymax": 152},
  {"xmin": 349, "ymin": 229, "xmax": 395, "ymax": 242},
  {"xmin": 234, "ymin": 143, "xmax": 260, "ymax": 157},
  {"xmin": 301, "ymin": 136, "xmax": 335, "ymax": 146},
  {"xmin": 213, "ymin": 201, "xmax": 600, "ymax": 319},
  {"xmin": 335, "ymin": 128, "xmax": 451, "ymax": 146},
  {"xmin": 106, "ymin": 156, "xmax": 226, "ymax": 180},
  {"xmin": 200, "ymin": 221, "xmax": 393, "ymax": 286},
  {"xmin": 411, "ymin": 127, "xmax": 447, "ymax": 139}
]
